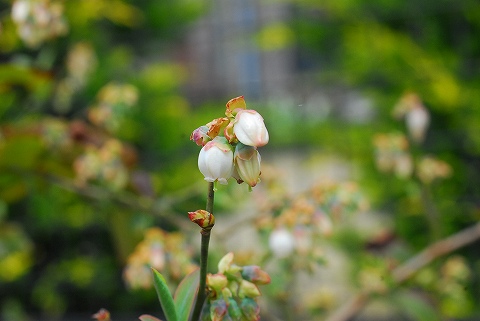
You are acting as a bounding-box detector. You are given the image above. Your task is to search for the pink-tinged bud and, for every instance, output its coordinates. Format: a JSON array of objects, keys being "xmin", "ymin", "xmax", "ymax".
[
  {"xmin": 241, "ymin": 266, "xmax": 271, "ymax": 285},
  {"xmin": 269, "ymin": 228, "xmax": 295, "ymax": 258},
  {"xmin": 239, "ymin": 280, "xmax": 261, "ymax": 298},
  {"xmin": 234, "ymin": 143, "xmax": 261, "ymax": 187},
  {"xmin": 218, "ymin": 252, "xmax": 234, "ymax": 274},
  {"xmin": 240, "ymin": 298, "xmax": 260, "ymax": 321},
  {"xmin": 92, "ymin": 309, "xmax": 111, "ymax": 321},
  {"xmin": 225, "ymin": 96, "xmax": 247, "ymax": 118},
  {"xmin": 190, "ymin": 125, "xmax": 210, "ymax": 146},
  {"xmin": 207, "ymin": 273, "xmax": 228, "ymax": 294},
  {"xmin": 210, "ymin": 299, "xmax": 228, "ymax": 321},
  {"xmin": 198, "ymin": 137, "xmax": 234, "ymax": 184},
  {"xmin": 233, "ymin": 110, "xmax": 269, "ymax": 147},
  {"xmin": 188, "ymin": 209, "xmax": 215, "ymax": 229}
]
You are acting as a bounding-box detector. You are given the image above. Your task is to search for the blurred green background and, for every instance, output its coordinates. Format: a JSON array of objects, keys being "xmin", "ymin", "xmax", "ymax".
[{"xmin": 0, "ymin": 0, "xmax": 479, "ymax": 320}]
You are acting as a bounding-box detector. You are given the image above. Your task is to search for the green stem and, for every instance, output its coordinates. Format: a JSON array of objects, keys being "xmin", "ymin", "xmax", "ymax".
[{"xmin": 190, "ymin": 182, "xmax": 215, "ymax": 321}]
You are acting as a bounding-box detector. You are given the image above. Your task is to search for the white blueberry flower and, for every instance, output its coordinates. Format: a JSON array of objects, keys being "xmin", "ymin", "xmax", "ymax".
[
  {"xmin": 233, "ymin": 110, "xmax": 269, "ymax": 147},
  {"xmin": 198, "ymin": 136, "xmax": 234, "ymax": 185}
]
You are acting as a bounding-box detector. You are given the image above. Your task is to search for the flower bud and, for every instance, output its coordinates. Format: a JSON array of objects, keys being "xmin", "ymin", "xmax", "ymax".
[
  {"xmin": 198, "ymin": 137, "xmax": 234, "ymax": 184},
  {"xmin": 200, "ymin": 302, "xmax": 211, "ymax": 321},
  {"xmin": 234, "ymin": 143, "xmax": 261, "ymax": 187},
  {"xmin": 269, "ymin": 228, "xmax": 295, "ymax": 258},
  {"xmin": 240, "ymin": 298, "xmax": 260, "ymax": 321},
  {"xmin": 210, "ymin": 299, "xmax": 228, "ymax": 321},
  {"xmin": 190, "ymin": 125, "xmax": 210, "ymax": 146},
  {"xmin": 239, "ymin": 280, "xmax": 261, "ymax": 298},
  {"xmin": 233, "ymin": 110, "xmax": 269, "ymax": 147},
  {"xmin": 92, "ymin": 309, "xmax": 111, "ymax": 321},
  {"xmin": 207, "ymin": 273, "xmax": 228, "ymax": 294},
  {"xmin": 218, "ymin": 252, "xmax": 234, "ymax": 274},
  {"xmin": 241, "ymin": 266, "xmax": 271, "ymax": 285},
  {"xmin": 188, "ymin": 210, "xmax": 215, "ymax": 229},
  {"xmin": 222, "ymin": 287, "xmax": 233, "ymax": 299},
  {"xmin": 227, "ymin": 298, "xmax": 242, "ymax": 320}
]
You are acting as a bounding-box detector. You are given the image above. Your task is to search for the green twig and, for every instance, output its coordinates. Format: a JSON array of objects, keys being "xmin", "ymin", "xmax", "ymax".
[{"xmin": 190, "ymin": 182, "xmax": 215, "ymax": 321}]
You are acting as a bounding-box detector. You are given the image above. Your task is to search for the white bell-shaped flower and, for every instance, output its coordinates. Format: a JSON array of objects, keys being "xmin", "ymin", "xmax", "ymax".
[
  {"xmin": 269, "ymin": 228, "xmax": 295, "ymax": 258},
  {"xmin": 233, "ymin": 110, "xmax": 269, "ymax": 147},
  {"xmin": 198, "ymin": 137, "xmax": 234, "ymax": 185}
]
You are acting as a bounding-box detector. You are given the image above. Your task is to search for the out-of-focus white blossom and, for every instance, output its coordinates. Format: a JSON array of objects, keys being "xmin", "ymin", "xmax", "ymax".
[
  {"xmin": 373, "ymin": 133, "xmax": 413, "ymax": 178},
  {"xmin": 392, "ymin": 92, "xmax": 430, "ymax": 143},
  {"xmin": 269, "ymin": 228, "xmax": 295, "ymax": 258},
  {"xmin": 11, "ymin": 0, "xmax": 68, "ymax": 48},
  {"xmin": 406, "ymin": 104, "xmax": 430, "ymax": 143}
]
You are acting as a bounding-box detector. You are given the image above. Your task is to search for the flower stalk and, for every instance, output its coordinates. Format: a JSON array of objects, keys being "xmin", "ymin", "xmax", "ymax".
[
  {"xmin": 189, "ymin": 96, "xmax": 270, "ymax": 320},
  {"xmin": 190, "ymin": 182, "xmax": 215, "ymax": 321}
]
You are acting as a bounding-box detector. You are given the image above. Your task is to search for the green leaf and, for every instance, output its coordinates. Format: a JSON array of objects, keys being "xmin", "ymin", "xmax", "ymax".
[
  {"xmin": 393, "ymin": 290, "xmax": 440, "ymax": 321},
  {"xmin": 139, "ymin": 315, "xmax": 163, "ymax": 321},
  {"xmin": 152, "ymin": 268, "xmax": 178, "ymax": 321},
  {"xmin": 174, "ymin": 268, "xmax": 200, "ymax": 321}
]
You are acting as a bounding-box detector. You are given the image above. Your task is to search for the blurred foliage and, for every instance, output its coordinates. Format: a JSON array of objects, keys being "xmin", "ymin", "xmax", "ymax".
[
  {"xmin": 0, "ymin": 0, "xmax": 210, "ymax": 319},
  {"xmin": 0, "ymin": 0, "xmax": 479, "ymax": 320}
]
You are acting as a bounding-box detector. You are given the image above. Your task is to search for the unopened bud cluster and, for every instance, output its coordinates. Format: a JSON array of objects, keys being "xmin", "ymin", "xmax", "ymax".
[
  {"xmin": 201, "ymin": 252, "xmax": 270, "ymax": 321},
  {"xmin": 191, "ymin": 96, "xmax": 269, "ymax": 188},
  {"xmin": 374, "ymin": 93, "xmax": 452, "ymax": 183}
]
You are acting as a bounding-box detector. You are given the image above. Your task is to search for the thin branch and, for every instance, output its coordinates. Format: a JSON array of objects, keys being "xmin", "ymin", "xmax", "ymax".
[
  {"xmin": 49, "ymin": 174, "xmax": 202, "ymax": 230},
  {"xmin": 326, "ymin": 221, "xmax": 480, "ymax": 321},
  {"xmin": 392, "ymin": 221, "xmax": 480, "ymax": 283}
]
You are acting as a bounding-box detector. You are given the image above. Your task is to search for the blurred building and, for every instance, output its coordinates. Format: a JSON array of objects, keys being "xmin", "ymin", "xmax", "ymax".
[{"xmin": 183, "ymin": 0, "xmax": 295, "ymax": 102}]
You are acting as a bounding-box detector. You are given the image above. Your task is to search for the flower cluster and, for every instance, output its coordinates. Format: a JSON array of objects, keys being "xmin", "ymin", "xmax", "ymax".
[
  {"xmin": 261, "ymin": 181, "xmax": 368, "ymax": 262},
  {"xmin": 191, "ymin": 96, "xmax": 269, "ymax": 188},
  {"xmin": 416, "ymin": 156, "xmax": 452, "ymax": 184},
  {"xmin": 373, "ymin": 94, "xmax": 453, "ymax": 184},
  {"xmin": 54, "ymin": 42, "xmax": 97, "ymax": 113},
  {"xmin": 88, "ymin": 82, "xmax": 139, "ymax": 133},
  {"xmin": 392, "ymin": 92, "xmax": 430, "ymax": 143},
  {"xmin": 373, "ymin": 133, "xmax": 413, "ymax": 178},
  {"xmin": 40, "ymin": 118, "xmax": 72, "ymax": 150},
  {"xmin": 415, "ymin": 256, "xmax": 473, "ymax": 318},
  {"xmin": 73, "ymin": 139, "xmax": 130, "ymax": 190},
  {"xmin": 11, "ymin": 0, "xmax": 68, "ymax": 48},
  {"xmin": 201, "ymin": 252, "xmax": 271, "ymax": 321},
  {"xmin": 123, "ymin": 228, "xmax": 197, "ymax": 289}
]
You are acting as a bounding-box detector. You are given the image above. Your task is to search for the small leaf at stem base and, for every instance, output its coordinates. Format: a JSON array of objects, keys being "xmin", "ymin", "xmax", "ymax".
[
  {"xmin": 152, "ymin": 268, "xmax": 178, "ymax": 321},
  {"xmin": 174, "ymin": 268, "xmax": 200, "ymax": 321}
]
